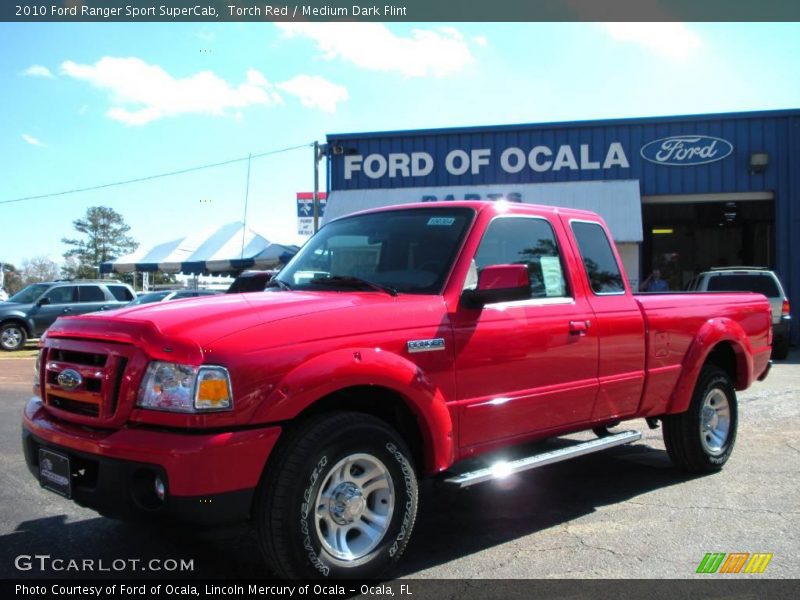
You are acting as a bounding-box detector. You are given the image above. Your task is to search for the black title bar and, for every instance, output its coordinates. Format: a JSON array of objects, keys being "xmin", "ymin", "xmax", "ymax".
[{"xmin": 3, "ymin": 0, "xmax": 800, "ymax": 22}]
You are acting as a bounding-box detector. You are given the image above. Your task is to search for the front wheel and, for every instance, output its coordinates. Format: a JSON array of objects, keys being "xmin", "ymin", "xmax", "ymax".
[
  {"xmin": 255, "ymin": 412, "xmax": 418, "ymax": 579},
  {"xmin": 662, "ymin": 365, "xmax": 738, "ymax": 473},
  {"xmin": 0, "ymin": 323, "xmax": 27, "ymax": 351}
]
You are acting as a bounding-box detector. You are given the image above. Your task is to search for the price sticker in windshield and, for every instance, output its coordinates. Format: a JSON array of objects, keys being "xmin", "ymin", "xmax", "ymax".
[{"xmin": 427, "ymin": 217, "xmax": 456, "ymax": 226}]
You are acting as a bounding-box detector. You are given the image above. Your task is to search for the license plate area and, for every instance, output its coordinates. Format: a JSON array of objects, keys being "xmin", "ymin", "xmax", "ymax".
[{"xmin": 39, "ymin": 448, "xmax": 72, "ymax": 498}]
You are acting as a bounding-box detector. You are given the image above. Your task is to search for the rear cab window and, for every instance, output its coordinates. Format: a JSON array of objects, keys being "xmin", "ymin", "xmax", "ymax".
[{"xmin": 570, "ymin": 221, "xmax": 625, "ymax": 295}]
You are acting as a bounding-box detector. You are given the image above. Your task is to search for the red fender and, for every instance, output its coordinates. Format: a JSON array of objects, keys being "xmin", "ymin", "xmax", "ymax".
[
  {"xmin": 253, "ymin": 347, "xmax": 455, "ymax": 474},
  {"xmin": 666, "ymin": 317, "xmax": 753, "ymax": 415}
]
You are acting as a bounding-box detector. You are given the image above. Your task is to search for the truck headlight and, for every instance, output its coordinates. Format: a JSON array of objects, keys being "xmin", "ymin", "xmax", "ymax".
[{"xmin": 137, "ymin": 362, "xmax": 233, "ymax": 413}]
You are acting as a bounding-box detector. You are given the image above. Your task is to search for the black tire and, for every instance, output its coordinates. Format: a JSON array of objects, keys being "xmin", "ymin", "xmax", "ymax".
[
  {"xmin": 255, "ymin": 411, "xmax": 418, "ymax": 579},
  {"xmin": 0, "ymin": 322, "xmax": 27, "ymax": 351},
  {"xmin": 592, "ymin": 421, "xmax": 620, "ymax": 438},
  {"xmin": 662, "ymin": 365, "xmax": 738, "ymax": 473},
  {"xmin": 772, "ymin": 335, "xmax": 790, "ymax": 360}
]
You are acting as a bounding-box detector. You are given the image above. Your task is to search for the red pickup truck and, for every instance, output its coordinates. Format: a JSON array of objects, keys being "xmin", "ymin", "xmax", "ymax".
[{"xmin": 23, "ymin": 201, "xmax": 772, "ymax": 578}]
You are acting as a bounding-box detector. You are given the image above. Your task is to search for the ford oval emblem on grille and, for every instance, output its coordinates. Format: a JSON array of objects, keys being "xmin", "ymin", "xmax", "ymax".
[{"xmin": 57, "ymin": 369, "xmax": 82, "ymax": 391}]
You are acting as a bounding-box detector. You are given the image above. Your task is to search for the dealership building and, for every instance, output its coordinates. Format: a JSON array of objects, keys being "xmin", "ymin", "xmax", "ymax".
[{"xmin": 324, "ymin": 109, "xmax": 799, "ymax": 343}]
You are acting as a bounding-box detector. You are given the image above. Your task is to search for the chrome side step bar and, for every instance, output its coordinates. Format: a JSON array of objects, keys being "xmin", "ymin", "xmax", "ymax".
[{"xmin": 443, "ymin": 430, "xmax": 642, "ymax": 488}]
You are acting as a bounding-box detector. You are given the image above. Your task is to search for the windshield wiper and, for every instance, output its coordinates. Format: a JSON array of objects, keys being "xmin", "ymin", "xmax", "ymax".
[
  {"xmin": 309, "ymin": 275, "xmax": 398, "ymax": 297},
  {"xmin": 265, "ymin": 279, "xmax": 292, "ymax": 291}
]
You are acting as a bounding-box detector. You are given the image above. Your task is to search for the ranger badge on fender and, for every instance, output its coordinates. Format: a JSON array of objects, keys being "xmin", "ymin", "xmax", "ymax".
[{"xmin": 407, "ymin": 338, "xmax": 445, "ymax": 353}]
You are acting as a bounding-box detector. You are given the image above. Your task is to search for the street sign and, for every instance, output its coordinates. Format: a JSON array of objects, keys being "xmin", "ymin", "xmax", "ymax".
[{"xmin": 297, "ymin": 192, "xmax": 327, "ymax": 235}]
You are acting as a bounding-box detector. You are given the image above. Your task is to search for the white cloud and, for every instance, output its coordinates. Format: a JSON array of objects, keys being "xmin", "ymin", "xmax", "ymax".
[
  {"xmin": 276, "ymin": 23, "xmax": 475, "ymax": 77},
  {"xmin": 22, "ymin": 133, "xmax": 44, "ymax": 147},
  {"xmin": 278, "ymin": 75, "xmax": 348, "ymax": 113},
  {"xmin": 602, "ymin": 23, "xmax": 702, "ymax": 61},
  {"xmin": 473, "ymin": 35, "xmax": 489, "ymax": 48},
  {"xmin": 61, "ymin": 57, "xmax": 283, "ymax": 126},
  {"xmin": 23, "ymin": 65, "xmax": 54, "ymax": 78},
  {"xmin": 197, "ymin": 31, "xmax": 216, "ymax": 42}
]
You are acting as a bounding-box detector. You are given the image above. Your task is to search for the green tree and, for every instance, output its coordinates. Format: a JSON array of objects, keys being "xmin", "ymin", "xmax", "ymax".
[{"xmin": 61, "ymin": 206, "xmax": 138, "ymax": 279}]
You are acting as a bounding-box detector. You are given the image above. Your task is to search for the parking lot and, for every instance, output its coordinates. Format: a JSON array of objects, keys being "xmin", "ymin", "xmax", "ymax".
[{"xmin": 1, "ymin": 350, "xmax": 798, "ymax": 580}]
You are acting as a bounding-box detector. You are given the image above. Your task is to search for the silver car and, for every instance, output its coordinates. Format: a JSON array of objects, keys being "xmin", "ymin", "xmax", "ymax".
[{"xmin": 687, "ymin": 267, "xmax": 791, "ymax": 359}]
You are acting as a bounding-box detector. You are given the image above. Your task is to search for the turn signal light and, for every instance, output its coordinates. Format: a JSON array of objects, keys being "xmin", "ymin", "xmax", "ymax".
[{"xmin": 781, "ymin": 299, "xmax": 790, "ymax": 316}]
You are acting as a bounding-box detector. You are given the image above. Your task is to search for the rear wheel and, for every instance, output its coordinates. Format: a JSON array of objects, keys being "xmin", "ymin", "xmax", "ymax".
[
  {"xmin": 662, "ymin": 365, "xmax": 737, "ymax": 472},
  {"xmin": 255, "ymin": 412, "xmax": 418, "ymax": 579},
  {"xmin": 0, "ymin": 323, "xmax": 27, "ymax": 351}
]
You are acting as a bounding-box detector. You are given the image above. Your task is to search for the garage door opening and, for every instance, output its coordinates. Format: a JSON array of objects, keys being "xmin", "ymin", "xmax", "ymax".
[{"xmin": 641, "ymin": 194, "xmax": 774, "ymax": 291}]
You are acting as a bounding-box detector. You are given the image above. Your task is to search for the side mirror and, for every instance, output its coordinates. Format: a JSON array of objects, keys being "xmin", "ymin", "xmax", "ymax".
[
  {"xmin": 462, "ymin": 264, "xmax": 530, "ymax": 307},
  {"xmin": 36, "ymin": 297, "xmax": 50, "ymax": 307}
]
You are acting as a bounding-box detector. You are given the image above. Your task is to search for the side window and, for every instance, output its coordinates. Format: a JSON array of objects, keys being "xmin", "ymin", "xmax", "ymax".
[
  {"xmin": 44, "ymin": 286, "xmax": 76, "ymax": 304},
  {"xmin": 571, "ymin": 221, "xmax": 625, "ymax": 294},
  {"xmin": 78, "ymin": 286, "xmax": 106, "ymax": 302},
  {"xmin": 474, "ymin": 217, "xmax": 569, "ymax": 299},
  {"xmin": 108, "ymin": 285, "xmax": 134, "ymax": 302}
]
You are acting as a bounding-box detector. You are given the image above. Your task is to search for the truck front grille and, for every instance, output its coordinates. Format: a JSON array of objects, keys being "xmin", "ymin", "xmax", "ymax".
[{"xmin": 41, "ymin": 341, "xmax": 134, "ymax": 425}]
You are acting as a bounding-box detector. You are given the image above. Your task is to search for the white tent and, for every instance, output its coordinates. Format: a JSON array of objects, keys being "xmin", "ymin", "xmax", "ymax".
[{"xmin": 100, "ymin": 221, "xmax": 297, "ymax": 275}]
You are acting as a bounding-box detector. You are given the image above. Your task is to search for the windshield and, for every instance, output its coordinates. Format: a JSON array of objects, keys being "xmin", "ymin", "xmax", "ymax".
[
  {"xmin": 275, "ymin": 208, "xmax": 475, "ymax": 294},
  {"xmin": 128, "ymin": 291, "xmax": 171, "ymax": 305},
  {"xmin": 8, "ymin": 283, "xmax": 51, "ymax": 304}
]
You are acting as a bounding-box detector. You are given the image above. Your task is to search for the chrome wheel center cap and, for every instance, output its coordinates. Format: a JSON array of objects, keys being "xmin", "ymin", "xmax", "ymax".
[
  {"xmin": 329, "ymin": 482, "xmax": 366, "ymax": 525},
  {"xmin": 702, "ymin": 406, "xmax": 717, "ymax": 431}
]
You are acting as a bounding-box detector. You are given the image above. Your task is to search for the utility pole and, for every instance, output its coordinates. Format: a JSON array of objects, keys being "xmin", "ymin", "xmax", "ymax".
[
  {"xmin": 312, "ymin": 142, "xmax": 328, "ymax": 234},
  {"xmin": 313, "ymin": 141, "xmax": 320, "ymax": 234}
]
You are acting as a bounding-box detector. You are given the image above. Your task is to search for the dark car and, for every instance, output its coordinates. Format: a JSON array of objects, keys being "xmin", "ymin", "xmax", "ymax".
[
  {"xmin": 0, "ymin": 280, "xmax": 135, "ymax": 351},
  {"xmin": 225, "ymin": 270, "xmax": 277, "ymax": 293},
  {"xmin": 128, "ymin": 289, "xmax": 219, "ymax": 306}
]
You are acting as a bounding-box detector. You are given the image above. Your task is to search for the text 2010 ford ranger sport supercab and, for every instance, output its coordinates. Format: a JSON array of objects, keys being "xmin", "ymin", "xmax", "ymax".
[{"xmin": 23, "ymin": 202, "xmax": 772, "ymax": 578}]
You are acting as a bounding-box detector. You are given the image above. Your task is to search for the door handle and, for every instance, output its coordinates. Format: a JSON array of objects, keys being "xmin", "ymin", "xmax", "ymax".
[
  {"xmin": 569, "ymin": 320, "xmax": 590, "ymax": 335},
  {"xmin": 61, "ymin": 308, "xmax": 72, "ymax": 314}
]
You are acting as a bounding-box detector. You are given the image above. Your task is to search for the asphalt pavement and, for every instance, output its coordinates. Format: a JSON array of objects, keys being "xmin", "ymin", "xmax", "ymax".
[{"xmin": 1, "ymin": 351, "xmax": 798, "ymax": 580}]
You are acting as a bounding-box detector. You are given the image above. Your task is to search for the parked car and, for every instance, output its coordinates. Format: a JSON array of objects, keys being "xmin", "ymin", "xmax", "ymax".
[
  {"xmin": 225, "ymin": 270, "xmax": 277, "ymax": 293},
  {"xmin": 687, "ymin": 267, "xmax": 791, "ymax": 359},
  {"xmin": 0, "ymin": 280, "xmax": 135, "ymax": 351},
  {"xmin": 23, "ymin": 202, "xmax": 771, "ymax": 578},
  {"xmin": 128, "ymin": 289, "xmax": 219, "ymax": 306}
]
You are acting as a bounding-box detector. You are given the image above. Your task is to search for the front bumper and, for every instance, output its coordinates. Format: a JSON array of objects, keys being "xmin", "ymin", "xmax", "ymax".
[{"xmin": 22, "ymin": 396, "xmax": 282, "ymax": 524}]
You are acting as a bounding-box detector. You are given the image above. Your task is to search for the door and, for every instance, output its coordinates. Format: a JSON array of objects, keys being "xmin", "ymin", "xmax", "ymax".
[
  {"xmin": 568, "ymin": 220, "xmax": 646, "ymax": 420},
  {"xmin": 453, "ymin": 215, "xmax": 599, "ymax": 450},
  {"xmin": 75, "ymin": 285, "xmax": 113, "ymax": 315},
  {"xmin": 30, "ymin": 285, "xmax": 77, "ymax": 334}
]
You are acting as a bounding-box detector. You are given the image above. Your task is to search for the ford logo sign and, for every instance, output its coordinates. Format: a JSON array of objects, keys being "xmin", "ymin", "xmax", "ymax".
[
  {"xmin": 640, "ymin": 135, "xmax": 733, "ymax": 166},
  {"xmin": 57, "ymin": 368, "xmax": 82, "ymax": 391}
]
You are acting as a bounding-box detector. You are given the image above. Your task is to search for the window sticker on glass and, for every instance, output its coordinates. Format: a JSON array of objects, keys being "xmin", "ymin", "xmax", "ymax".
[
  {"xmin": 540, "ymin": 256, "xmax": 566, "ymax": 297},
  {"xmin": 427, "ymin": 217, "xmax": 456, "ymax": 226}
]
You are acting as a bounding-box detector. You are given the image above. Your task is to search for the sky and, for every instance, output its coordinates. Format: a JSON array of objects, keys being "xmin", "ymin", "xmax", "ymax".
[{"xmin": 1, "ymin": 21, "xmax": 799, "ymax": 271}]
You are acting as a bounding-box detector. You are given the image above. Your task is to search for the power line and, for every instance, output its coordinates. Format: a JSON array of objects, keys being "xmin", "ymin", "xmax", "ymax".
[{"xmin": 0, "ymin": 142, "xmax": 313, "ymax": 206}]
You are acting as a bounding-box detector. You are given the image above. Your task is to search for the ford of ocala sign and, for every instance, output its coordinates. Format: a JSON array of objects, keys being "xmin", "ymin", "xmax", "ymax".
[{"xmin": 640, "ymin": 135, "xmax": 733, "ymax": 166}]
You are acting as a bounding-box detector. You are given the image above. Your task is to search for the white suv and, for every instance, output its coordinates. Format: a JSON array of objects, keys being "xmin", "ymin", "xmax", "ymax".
[{"xmin": 687, "ymin": 268, "xmax": 791, "ymax": 359}]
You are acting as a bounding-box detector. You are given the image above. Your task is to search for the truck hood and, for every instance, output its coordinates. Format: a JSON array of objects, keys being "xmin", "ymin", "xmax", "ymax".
[{"xmin": 47, "ymin": 290, "xmax": 429, "ymax": 351}]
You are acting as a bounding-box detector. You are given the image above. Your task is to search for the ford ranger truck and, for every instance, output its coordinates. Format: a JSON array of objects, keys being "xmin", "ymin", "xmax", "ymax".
[{"xmin": 22, "ymin": 201, "xmax": 772, "ymax": 578}]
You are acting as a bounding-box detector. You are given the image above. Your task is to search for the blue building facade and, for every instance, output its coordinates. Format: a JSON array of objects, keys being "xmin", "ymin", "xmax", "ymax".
[{"xmin": 326, "ymin": 109, "xmax": 799, "ymax": 343}]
